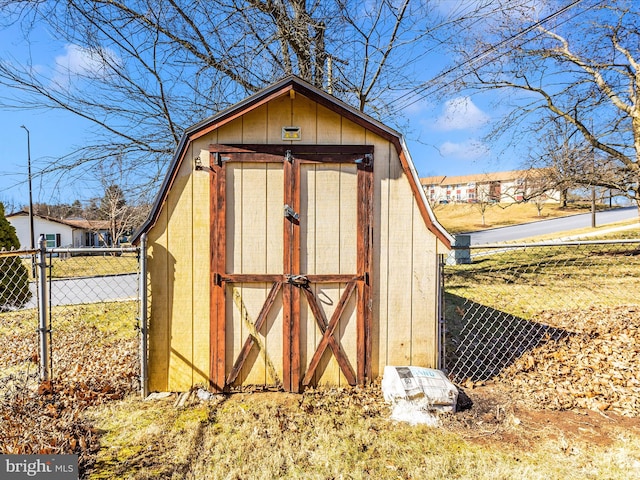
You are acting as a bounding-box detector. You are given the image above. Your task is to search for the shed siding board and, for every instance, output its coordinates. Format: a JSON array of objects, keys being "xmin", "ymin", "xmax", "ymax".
[
  {"xmin": 240, "ymin": 164, "xmax": 268, "ymax": 273},
  {"xmin": 192, "ymin": 148, "xmax": 211, "ymax": 385},
  {"xmin": 299, "ymin": 164, "xmax": 315, "ymax": 276},
  {"xmin": 339, "ymin": 164, "xmax": 358, "ymax": 273},
  {"xmin": 265, "ymin": 165, "xmax": 285, "ymax": 385},
  {"xmin": 148, "ymin": 207, "xmax": 169, "ymax": 391},
  {"xmin": 242, "ymin": 104, "xmax": 268, "ymax": 143},
  {"xmin": 370, "ymin": 135, "xmax": 391, "ymax": 376},
  {"xmin": 385, "ymin": 138, "xmax": 414, "ymax": 366},
  {"xmin": 239, "ymin": 164, "xmax": 268, "ymax": 384},
  {"xmin": 266, "ymin": 164, "xmax": 284, "ymax": 274},
  {"xmin": 293, "ymin": 94, "xmax": 317, "ymax": 144},
  {"xmin": 338, "ymin": 163, "xmax": 358, "ymax": 386},
  {"xmin": 166, "ymin": 160, "xmax": 195, "ymax": 391},
  {"xmin": 235, "ymin": 284, "xmax": 269, "ymax": 384},
  {"xmin": 299, "ymin": 164, "xmax": 316, "ymax": 383},
  {"xmin": 410, "ymin": 202, "xmax": 428, "ymax": 365},
  {"xmin": 313, "ymin": 165, "xmax": 341, "ymax": 276},
  {"xmin": 217, "ymin": 118, "xmax": 242, "ymax": 145},
  {"xmin": 268, "ymin": 94, "xmax": 292, "ymax": 143},
  {"xmin": 309, "ymin": 165, "xmax": 341, "ymax": 385},
  {"xmin": 226, "ymin": 163, "xmax": 242, "ymax": 381},
  {"xmin": 411, "ymin": 213, "xmax": 439, "ymax": 367},
  {"xmin": 316, "ymin": 104, "xmax": 341, "ymax": 143},
  {"xmin": 146, "ymin": 86, "xmax": 448, "ymax": 390},
  {"xmin": 339, "ymin": 292, "xmax": 358, "ymax": 386},
  {"xmin": 341, "ymin": 116, "xmax": 366, "ymax": 144}
]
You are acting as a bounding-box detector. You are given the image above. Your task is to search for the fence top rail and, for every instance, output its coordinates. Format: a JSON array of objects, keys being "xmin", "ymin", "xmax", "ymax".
[
  {"xmin": 458, "ymin": 239, "xmax": 640, "ymax": 250},
  {"xmin": 0, "ymin": 248, "xmax": 38, "ymax": 257},
  {"xmin": 48, "ymin": 246, "xmax": 139, "ymax": 254}
]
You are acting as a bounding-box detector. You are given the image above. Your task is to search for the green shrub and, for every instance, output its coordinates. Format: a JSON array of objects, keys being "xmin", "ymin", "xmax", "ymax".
[{"xmin": 0, "ymin": 203, "xmax": 31, "ymax": 311}]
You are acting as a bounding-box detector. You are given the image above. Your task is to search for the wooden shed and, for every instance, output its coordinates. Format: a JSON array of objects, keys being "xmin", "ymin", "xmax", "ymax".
[{"xmin": 133, "ymin": 76, "xmax": 453, "ymax": 393}]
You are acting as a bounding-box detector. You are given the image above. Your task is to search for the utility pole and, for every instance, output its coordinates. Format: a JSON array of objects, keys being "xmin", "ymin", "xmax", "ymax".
[
  {"xmin": 20, "ymin": 125, "xmax": 35, "ymax": 250},
  {"xmin": 590, "ymin": 120, "xmax": 596, "ymax": 229},
  {"xmin": 591, "ymin": 185, "xmax": 596, "ymax": 228}
]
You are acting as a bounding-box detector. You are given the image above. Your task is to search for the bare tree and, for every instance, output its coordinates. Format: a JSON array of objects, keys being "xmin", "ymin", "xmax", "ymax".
[
  {"xmin": 0, "ymin": 0, "xmax": 494, "ymax": 195},
  {"xmin": 471, "ymin": 174, "xmax": 504, "ymax": 227},
  {"xmin": 495, "ymin": 167, "xmax": 560, "ymax": 216},
  {"xmin": 450, "ymin": 2, "xmax": 640, "ymax": 212},
  {"xmin": 93, "ymin": 157, "xmax": 151, "ymax": 245},
  {"xmin": 519, "ymin": 169, "xmax": 557, "ymax": 217},
  {"xmin": 0, "ymin": 196, "xmax": 20, "ymax": 215},
  {"xmin": 528, "ymin": 116, "xmax": 625, "ymax": 210}
]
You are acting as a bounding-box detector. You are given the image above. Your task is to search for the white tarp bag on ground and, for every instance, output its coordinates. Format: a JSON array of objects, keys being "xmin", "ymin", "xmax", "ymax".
[{"xmin": 381, "ymin": 366, "xmax": 458, "ymax": 425}]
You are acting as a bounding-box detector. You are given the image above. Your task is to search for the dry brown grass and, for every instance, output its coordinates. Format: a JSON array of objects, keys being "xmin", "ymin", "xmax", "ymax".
[
  {"xmin": 49, "ymin": 255, "xmax": 138, "ymax": 278},
  {"xmin": 433, "ymin": 202, "xmax": 601, "ymax": 233},
  {"xmin": 83, "ymin": 387, "xmax": 640, "ymax": 479},
  {"xmin": 2, "ymin": 301, "xmax": 640, "ymax": 479},
  {"xmin": 0, "ymin": 302, "xmax": 138, "ymax": 472}
]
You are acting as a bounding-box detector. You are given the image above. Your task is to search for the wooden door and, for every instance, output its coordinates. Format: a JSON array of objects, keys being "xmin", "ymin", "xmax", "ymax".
[{"xmin": 209, "ymin": 144, "xmax": 373, "ymax": 392}]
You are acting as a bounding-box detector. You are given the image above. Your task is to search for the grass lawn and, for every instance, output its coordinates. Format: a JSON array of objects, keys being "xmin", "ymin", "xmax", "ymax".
[
  {"xmin": 48, "ymin": 254, "xmax": 138, "ymax": 278},
  {"xmin": 22, "ymin": 254, "xmax": 138, "ymax": 281},
  {"xmin": 83, "ymin": 389, "xmax": 640, "ymax": 479},
  {"xmin": 432, "ymin": 202, "xmax": 625, "ymax": 233}
]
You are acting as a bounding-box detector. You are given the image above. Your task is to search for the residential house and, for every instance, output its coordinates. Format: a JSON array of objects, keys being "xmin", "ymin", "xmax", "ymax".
[{"xmin": 7, "ymin": 211, "xmax": 112, "ymax": 249}]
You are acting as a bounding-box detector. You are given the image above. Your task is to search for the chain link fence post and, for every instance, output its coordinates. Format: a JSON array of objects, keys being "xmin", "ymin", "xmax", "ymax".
[
  {"xmin": 438, "ymin": 253, "xmax": 446, "ymax": 371},
  {"xmin": 138, "ymin": 234, "xmax": 148, "ymax": 397},
  {"xmin": 36, "ymin": 234, "xmax": 50, "ymax": 382}
]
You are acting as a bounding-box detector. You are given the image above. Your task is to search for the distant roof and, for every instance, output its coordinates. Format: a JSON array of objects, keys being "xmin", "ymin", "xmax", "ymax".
[
  {"xmin": 421, "ymin": 169, "xmax": 545, "ymax": 186},
  {"xmin": 7, "ymin": 211, "xmax": 110, "ymax": 230}
]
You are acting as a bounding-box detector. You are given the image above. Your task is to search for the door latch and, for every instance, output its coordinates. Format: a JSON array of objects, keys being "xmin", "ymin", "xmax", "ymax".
[
  {"xmin": 284, "ymin": 204, "xmax": 300, "ymax": 221},
  {"xmin": 286, "ymin": 274, "xmax": 309, "ymax": 288}
]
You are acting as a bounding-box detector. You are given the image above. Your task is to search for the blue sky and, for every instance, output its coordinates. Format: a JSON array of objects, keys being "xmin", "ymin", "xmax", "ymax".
[
  {"xmin": 0, "ymin": 16, "xmax": 510, "ymax": 210},
  {"xmin": 0, "ymin": 21, "xmax": 97, "ymax": 209}
]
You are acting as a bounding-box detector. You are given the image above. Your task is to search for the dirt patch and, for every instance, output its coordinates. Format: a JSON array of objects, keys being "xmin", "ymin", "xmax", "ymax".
[{"xmin": 443, "ymin": 385, "xmax": 640, "ymax": 451}]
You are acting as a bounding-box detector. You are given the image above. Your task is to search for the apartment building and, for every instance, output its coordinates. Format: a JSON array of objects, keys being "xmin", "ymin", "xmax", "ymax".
[{"xmin": 421, "ymin": 169, "xmax": 561, "ymax": 204}]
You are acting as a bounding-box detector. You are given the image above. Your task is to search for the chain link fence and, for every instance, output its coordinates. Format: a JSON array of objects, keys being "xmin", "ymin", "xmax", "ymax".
[
  {"xmin": 444, "ymin": 239, "xmax": 640, "ymax": 381},
  {"xmin": 0, "ymin": 244, "xmax": 143, "ymax": 389},
  {"xmin": 443, "ymin": 239, "xmax": 640, "ymax": 414},
  {"xmin": 0, "ymin": 240, "xmax": 148, "ymax": 458}
]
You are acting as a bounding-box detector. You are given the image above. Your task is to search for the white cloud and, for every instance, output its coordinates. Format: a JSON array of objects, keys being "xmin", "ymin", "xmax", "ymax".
[
  {"xmin": 404, "ymin": 96, "xmax": 434, "ymax": 116},
  {"xmin": 435, "ymin": 96, "xmax": 490, "ymax": 131},
  {"xmin": 435, "ymin": 0, "xmax": 486, "ymax": 16},
  {"xmin": 52, "ymin": 44, "xmax": 116, "ymax": 86},
  {"xmin": 439, "ymin": 139, "xmax": 489, "ymax": 159},
  {"xmin": 435, "ymin": 1, "xmax": 549, "ymax": 25}
]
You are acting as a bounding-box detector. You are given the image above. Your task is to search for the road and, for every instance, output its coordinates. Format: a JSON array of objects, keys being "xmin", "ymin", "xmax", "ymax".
[
  {"xmin": 24, "ymin": 273, "xmax": 139, "ymax": 309},
  {"xmin": 467, "ymin": 206, "xmax": 638, "ymax": 245}
]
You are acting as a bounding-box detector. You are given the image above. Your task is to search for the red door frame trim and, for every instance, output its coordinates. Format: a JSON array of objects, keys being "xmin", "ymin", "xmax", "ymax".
[
  {"xmin": 209, "ymin": 156, "xmax": 227, "ymax": 391},
  {"xmin": 209, "ymin": 145, "xmax": 374, "ymax": 392}
]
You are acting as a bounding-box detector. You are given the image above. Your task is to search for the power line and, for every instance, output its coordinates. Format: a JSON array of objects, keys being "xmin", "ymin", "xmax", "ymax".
[{"xmin": 386, "ymin": 0, "xmax": 602, "ymax": 117}]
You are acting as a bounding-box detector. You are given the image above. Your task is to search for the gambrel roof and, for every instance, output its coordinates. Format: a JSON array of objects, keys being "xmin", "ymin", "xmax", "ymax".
[{"xmin": 133, "ymin": 75, "xmax": 452, "ymax": 247}]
